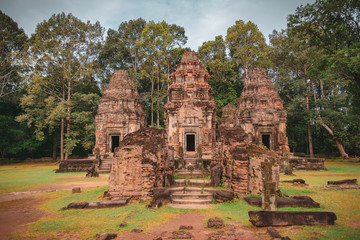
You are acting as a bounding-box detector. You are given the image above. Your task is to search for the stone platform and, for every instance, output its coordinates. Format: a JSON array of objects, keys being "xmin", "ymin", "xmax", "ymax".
[{"xmin": 56, "ymin": 159, "xmax": 94, "ymax": 173}]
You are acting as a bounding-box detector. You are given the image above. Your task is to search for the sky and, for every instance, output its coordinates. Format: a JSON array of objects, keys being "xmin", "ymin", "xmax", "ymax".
[{"xmin": 1, "ymin": 0, "xmax": 315, "ymax": 50}]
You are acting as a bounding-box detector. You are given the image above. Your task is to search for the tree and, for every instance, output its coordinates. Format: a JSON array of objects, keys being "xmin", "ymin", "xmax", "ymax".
[
  {"xmin": 285, "ymin": 0, "xmax": 360, "ymax": 157},
  {"xmin": 17, "ymin": 13, "xmax": 103, "ymax": 160},
  {"xmin": 0, "ymin": 10, "xmax": 27, "ymax": 100},
  {"xmin": 226, "ymin": 20, "xmax": 268, "ymax": 79},
  {"xmin": 139, "ymin": 21, "xmax": 187, "ymax": 126},
  {"xmin": 269, "ymin": 30, "xmax": 317, "ymax": 157},
  {"xmin": 198, "ymin": 35, "xmax": 241, "ymax": 118},
  {"xmin": 99, "ymin": 18, "xmax": 146, "ymax": 88},
  {"xmin": 288, "ymin": 0, "xmax": 360, "ymax": 84}
]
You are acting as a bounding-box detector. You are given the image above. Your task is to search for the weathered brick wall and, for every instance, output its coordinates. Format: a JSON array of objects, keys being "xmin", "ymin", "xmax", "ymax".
[
  {"xmin": 94, "ymin": 70, "xmax": 146, "ymax": 155},
  {"xmin": 108, "ymin": 128, "xmax": 166, "ymax": 200},
  {"xmin": 216, "ymin": 125, "xmax": 280, "ymax": 197},
  {"xmin": 56, "ymin": 159, "xmax": 94, "ymax": 173}
]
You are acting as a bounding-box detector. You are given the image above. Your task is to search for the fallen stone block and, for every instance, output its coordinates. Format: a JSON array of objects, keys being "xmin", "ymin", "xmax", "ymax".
[
  {"xmin": 146, "ymin": 200, "xmax": 162, "ymax": 209},
  {"xmin": 327, "ymin": 179, "xmax": 357, "ymax": 185},
  {"xmin": 282, "ymin": 179, "xmax": 306, "ymax": 184},
  {"xmin": 172, "ymin": 230, "xmax": 192, "ymax": 239},
  {"xmin": 66, "ymin": 199, "xmax": 128, "ymax": 209},
  {"xmin": 267, "ymin": 227, "xmax": 281, "ymax": 238},
  {"xmin": 207, "ymin": 217, "xmax": 225, "ymax": 229},
  {"xmin": 66, "ymin": 201, "xmax": 88, "ymax": 209},
  {"xmin": 97, "ymin": 233, "xmax": 117, "ymax": 240},
  {"xmin": 72, "ymin": 187, "xmax": 81, "ymax": 193},
  {"xmin": 244, "ymin": 196, "xmax": 320, "ymax": 208},
  {"xmin": 179, "ymin": 225, "xmax": 193, "ymax": 230},
  {"xmin": 249, "ymin": 211, "xmax": 337, "ymax": 227}
]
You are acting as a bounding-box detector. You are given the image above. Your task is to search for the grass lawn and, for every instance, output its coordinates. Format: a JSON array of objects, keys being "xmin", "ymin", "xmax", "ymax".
[
  {"xmin": 2, "ymin": 161, "xmax": 360, "ymax": 239},
  {"xmin": 0, "ymin": 163, "xmax": 108, "ymax": 193}
]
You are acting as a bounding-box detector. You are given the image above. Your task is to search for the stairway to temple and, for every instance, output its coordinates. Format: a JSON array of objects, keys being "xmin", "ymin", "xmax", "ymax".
[
  {"xmin": 98, "ymin": 155, "xmax": 113, "ymax": 173},
  {"xmin": 88, "ymin": 154, "xmax": 113, "ymax": 173},
  {"xmin": 169, "ymin": 187, "xmax": 213, "ymax": 209}
]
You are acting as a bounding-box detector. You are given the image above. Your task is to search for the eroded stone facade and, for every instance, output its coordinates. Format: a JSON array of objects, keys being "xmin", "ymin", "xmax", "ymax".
[
  {"xmin": 164, "ymin": 52, "xmax": 216, "ymax": 169},
  {"xmin": 215, "ymin": 124, "xmax": 280, "ymax": 197},
  {"xmin": 94, "ymin": 70, "xmax": 146, "ymax": 156},
  {"xmin": 108, "ymin": 128, "xmax": 166, "ymax": 200},
  {"xmin": 222, "ymin": 68, "xmax": 289, "ymax": 153}
]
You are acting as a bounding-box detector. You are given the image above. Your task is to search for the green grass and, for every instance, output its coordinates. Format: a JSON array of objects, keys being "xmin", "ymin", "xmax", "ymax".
[
  {"xmin": 0, "ymin": 163, "xmax": 107, "ymax": 193},
  {"xmin": 281, "ymin": 161, "xmax": 360, "ymax": 186},
  {"xmin": 11, "ymin": 186, "xmax": 193, "ymax": 239},
  {"xmin": 3, "ymin": 161, "xmax": 360, "ymax": 239}
]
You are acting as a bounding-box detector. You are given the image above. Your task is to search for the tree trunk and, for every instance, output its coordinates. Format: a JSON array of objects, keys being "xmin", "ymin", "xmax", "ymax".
[
  {"xmin": 151, "ymin": 78, "xmax": 154, "ymax": 126},
  {"xmin": 157, "ymin": 71, "xmax": 160, "ymax": 127},
  {"xmin": 306, "ymin": 94, "xmax": 314, "ymax": 158},
  {"xmin": 60, "ymin": 88, "xmax": 65, "ymax": 161},
  {"xmin": 304, "ymin": 65, "xmax": 314, "ymax": 158},
  {"xmin": 52, "ymin": 133, "xmax": 57, "ymax": 161},
  {"xmin": 65, "ymin": 81, "xmax": 71, "ymax": 160},
  {"xmin": 317, "ymin": 120, "xmax": 349, "ymax": 158}
]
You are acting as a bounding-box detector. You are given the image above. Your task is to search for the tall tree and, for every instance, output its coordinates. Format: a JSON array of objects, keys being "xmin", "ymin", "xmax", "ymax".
[
  {"xmin": 288, "ymin": 0, "xmax": 360, "ymax": 87},
  {"xmin": 226, "ymin": 20, "xmax": 268, "ymax": 79},
  {"xmin": 17, "ymin": 13, "xmax": 103, "ymax": 160},
  {"xmin": 270, "ymin": 30, "xmax": 317, "ymax": 157},
  {"xmin": 198, "ymin": 35, "xmax": 241, "ymax": 118},
  {"xmin": 0, "ymin": 10, "xmax": 27, "ymax": 100},
  {"xmin": 286, "ymin": 0, "xmax": 360, "ymax": 157},
  {"xmin": 139, "ymin": 21, "xmax": 187, "ymax": 126},
  {"xmin": 99, "ymin": 18, "xmax": 146, "ymax": 88}
]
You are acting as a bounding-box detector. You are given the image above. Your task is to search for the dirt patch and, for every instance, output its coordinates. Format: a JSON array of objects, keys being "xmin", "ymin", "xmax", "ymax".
[
  {"xmin": 351, "ymin": 220, "xmax": 360, "ymax": 229},
  {"xmin": 0, "ymin": 197, "xmax": 46, "ymax": 240},
  {"xmin": 32, "ymin": 178, "xmax": 108, "ymax": 191},
  {"xmin": 0, "ymin": 178, "xmax": 109, "ymax": 239},
  {"xmin": 116, "ymin": 212, "xmax": 264, "ymax": 240}
]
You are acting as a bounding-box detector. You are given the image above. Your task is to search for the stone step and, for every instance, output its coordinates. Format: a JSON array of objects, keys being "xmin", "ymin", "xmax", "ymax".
[
  {"xmin": 172, "ymin": 198, "xmax": 212, "ymax": 205},
  {"xmin": 168, "ymin": 203, "xmax": 212, "ymax": 209},
  {"xmin": 175, "ymin": 170, "xmax": 209, "ymax": 178},
  {"xmin": 173, "ymin": 179, "xmax": 211, "ymax": 187},
  {"xmin": 171, "ymin": 193, "xmax": 213, "ymax": 200}
]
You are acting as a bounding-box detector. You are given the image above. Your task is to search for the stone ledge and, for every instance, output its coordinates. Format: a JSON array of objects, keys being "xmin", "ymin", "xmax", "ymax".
[
  {"xmin": 66, "ymin": 199, "xmax": 128, "ymax": 209},
  {"xmin": 244, "ymin": 196, "xmax": 320, "ymax": 208},
  {"xmin": 249, "ymin": 211, "xmax": 337, "ymax": 227}
]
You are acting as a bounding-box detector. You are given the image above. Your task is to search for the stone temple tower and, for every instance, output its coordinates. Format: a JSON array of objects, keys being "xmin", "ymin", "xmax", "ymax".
[
  {"xmin": 164, "ymin": 52, "xmax": 216, "ymax": 174},
  {"xmin": 237, "ymin": 68, "xmax": 290, "ymax": 153},
  {"xmin": 94, "ymin": 70, "xmax": 146, "ymax": 156}
]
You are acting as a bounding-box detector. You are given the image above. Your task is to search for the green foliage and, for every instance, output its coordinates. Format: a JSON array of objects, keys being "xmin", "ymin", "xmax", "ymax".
[
  {"xmin": 139, "ymin": 20, "xmax": 187, "ymax": 126},
  {"xmin": 17, "ymin": 13, "xmax": 103, "ymax": 158},
  {"xmin": 0, "ymin": 10, "xmax": 28, "ymax": 101},
  {"xmin": 198, "ymin": 35, "xmax": 242, "ymax": 118},
  {"xmin": 226, "ymin": 20, "xmax": 268, "ymax": 79}
]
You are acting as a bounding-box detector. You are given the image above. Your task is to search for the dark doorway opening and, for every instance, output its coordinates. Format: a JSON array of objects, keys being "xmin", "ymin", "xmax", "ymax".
[
  {"xmin": 111, "ymin": 136, "xmax": 120, "ymax": 152},
  {"xmin": 262, "ymin": 134, "xmax": 270, "ymax": 149},
  {"xmin": 186, "ymin": 134, "xmax": 195, "ymax": 151}
]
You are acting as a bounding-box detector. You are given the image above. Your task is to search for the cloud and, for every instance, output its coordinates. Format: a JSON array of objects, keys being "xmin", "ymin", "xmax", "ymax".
[{"xmin": 0, "ymin": 0, "xmax": 315, "ymax": 50}]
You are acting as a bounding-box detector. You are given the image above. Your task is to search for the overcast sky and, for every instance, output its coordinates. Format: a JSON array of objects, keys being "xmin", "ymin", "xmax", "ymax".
[{"xmin": 1, "ymin": 0, "xmax": 314, "ymax": 50}]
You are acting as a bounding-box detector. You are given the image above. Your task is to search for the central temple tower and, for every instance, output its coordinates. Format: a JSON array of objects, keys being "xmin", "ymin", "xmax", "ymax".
[{"xmin": 164, "ymin": 52, "xmax": 216, "ymax": 172}]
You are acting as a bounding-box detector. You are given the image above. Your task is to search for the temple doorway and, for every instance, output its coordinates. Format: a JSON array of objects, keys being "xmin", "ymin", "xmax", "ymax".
[
  {"xmin": 262, "ymin": 134, "xmax": 270, "ymax": 149},
  {"xmin": 186, "ymin": 134, "xmax": 195, "ymax": 151},
  {"xmin": 111, "ymin": 135, "xmax": 120, "ymax": 152}
]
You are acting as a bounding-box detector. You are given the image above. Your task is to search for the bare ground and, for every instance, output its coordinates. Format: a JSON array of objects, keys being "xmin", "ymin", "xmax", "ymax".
[
  {"xmin": 0, "ymin": 176, "xmax": 108, "ymax": 240},
  {"xmin": 116, "ymin": 212, "xmax": 267, "ymax": 240},
  {"xmin": 0, "ymin": 175, "xmax": 268, "ymax": 240}
]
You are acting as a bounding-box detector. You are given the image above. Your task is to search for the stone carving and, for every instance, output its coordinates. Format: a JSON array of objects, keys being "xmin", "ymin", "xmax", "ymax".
[
  {"xmin": 165, "ymin": 52, "xmax": 216, "ymax": 175},
  {"xmin": 94, "ymin": 70, "xmax": 146, "ymax": 156}
]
